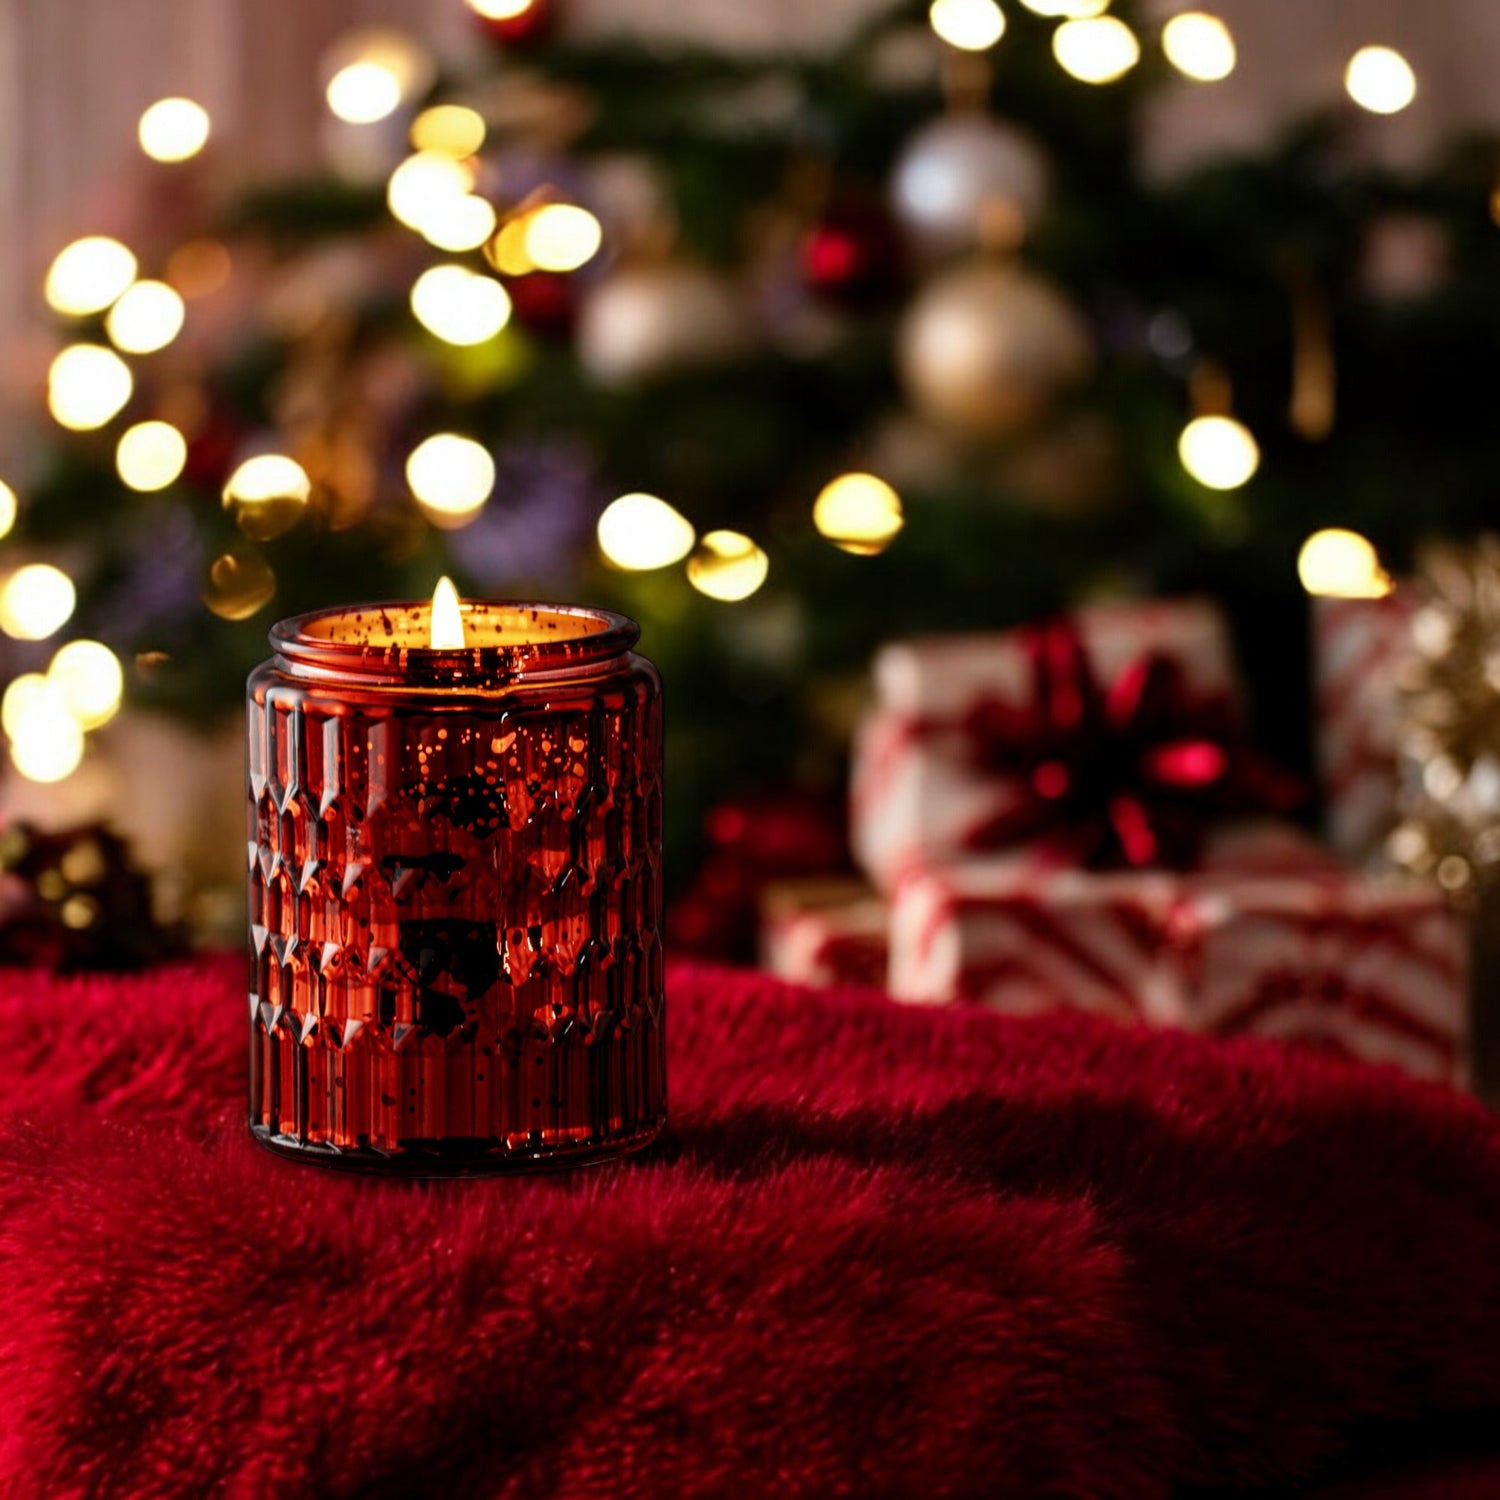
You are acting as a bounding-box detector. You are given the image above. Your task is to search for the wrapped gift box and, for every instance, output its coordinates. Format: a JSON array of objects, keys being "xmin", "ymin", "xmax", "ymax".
[
  {"xmin": 851, "ymin": 599, "xmax": 1241, "ymax": 891},
  {"xmin": 760, "ymin": 877, "xmax": 889, "ymax": 991},
  {"xmin": 1311, "ymin": 589, "xmax": 1415, "ymax": 866},
  {"xmin": 888, "ymin": 828, "xmax": 1465, "ymax": 1084}
]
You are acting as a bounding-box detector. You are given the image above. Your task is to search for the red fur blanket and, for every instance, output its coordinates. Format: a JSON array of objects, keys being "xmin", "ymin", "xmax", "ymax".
[{"xmin": 2, "ymin": 956, "xmax": 1499, "ymax": 1497}]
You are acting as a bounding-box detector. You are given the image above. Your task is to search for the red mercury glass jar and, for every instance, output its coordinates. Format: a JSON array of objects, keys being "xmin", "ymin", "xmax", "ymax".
[{"xmin": 246, "ymin": 598, "xmax": 665, "ymax": 1174}]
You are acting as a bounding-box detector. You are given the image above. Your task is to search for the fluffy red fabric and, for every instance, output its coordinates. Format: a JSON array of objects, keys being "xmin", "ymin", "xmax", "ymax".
[{"xmin": 2, "ymin": 956, "xmax": 1499, "ymax": 1498}]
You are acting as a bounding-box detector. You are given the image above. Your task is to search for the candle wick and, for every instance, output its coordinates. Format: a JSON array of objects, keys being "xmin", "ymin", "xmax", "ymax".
[{"xmin": 430, "ymin": 576, "xmax": 466, "ymax": 649}]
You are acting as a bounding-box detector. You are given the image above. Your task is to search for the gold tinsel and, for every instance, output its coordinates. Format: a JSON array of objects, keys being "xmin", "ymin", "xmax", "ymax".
[{"xmin": 1389, "ymin": 535, "xmax": 1500, "ymax": 904}]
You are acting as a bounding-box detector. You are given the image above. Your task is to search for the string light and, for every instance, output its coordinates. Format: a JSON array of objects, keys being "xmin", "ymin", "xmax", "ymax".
[
  {"xmin": 686, "ymin": 531, "xmax": 769, "ymax": 602},
  {"xmin": 597, "ymin": 493, "xmax": 696, "ymax": 570},
  {"xmin": 409, "ymin": 265, "xmax": 512, "ymax": 345},
  {"xmin": 44, "ymin": 237, "xmax": 137, "ymax": 317},
  {"xmin": 1, "ymin": 674, "xmax": 49, "ymax": 739},
  {"xmin": 1344, "ymin": 46, "xmax": 1416, "ymax": 115},
  {"xmin": 1178, "ymin": 414, "xmax": 1259, "ymax": 489},
  {"xmin": 116, "ymin": 421, "xmax": 188, "ymax": 492},
  {"xmin": 138, "ymin": 98, "xmax": 211, "ymax": 162},
  {"xmin": 1297, "ymin": 528, "xmax": 1392, "ymax": 598},
  {"xmin": 323, "ymin": 30, "xmax": 430, "ymax": 125},
  {"xmin": 410, "ymin": 104, "xmax": 487, "ymax": 158},
  {"xmin": 406, "ymin": 434, "xmax": 495, "ymax": 526},
  {"xmin": 486, "ymin": 218, "xmax": 536, "ymax": 276},
  {"xmin": 420, "ymin": 196, "xmax": 499, "ymax": 253},
  {"xmin": 48, "ymin": 640, "xmax": 124, "ymax": 730},
  {"xmin": 521, "ymin": 205, "xmax": 604, "ymax": 273},
  {"xmin": 7, "ymin": 687, "xmax": 85, "ymax": 784},
  {"xmin": 0, "ymin": 564, "xmax": 76, "ymax": 641},
  {"xmin": 327, "ymin": 61, "xmax": 403, "ymax": 124},
  {"xmin": 928, "ymin": 0, "xmax": 1006, "ymax": 53},
  {"xmin": 812, "ymin": 473, "xmax": 905, "ymax": 556},
  {"xmin": 47, "ymin": 345, "xmax": 133, "ymax": 431},
  {"xmin": 1054, "ymin": 16, "xmax": 1140, "ymax": 82},
  {"xmin": 1161, "ymin": 13, "xmax": 1236, "ymax": 82},
  {"xmin": 466, "ymin": 0, "xmax": 535, "ymax": 18},
  {"xmin": 387, "ymin": 152, "xmax": 475, "ymax": 233},
  {"xmin": 1019, "ymin": 0, "xmax": 1107, "ymax": 15},
  {"xmin": 0, "ymin": 480, "xmax": 16, "ymax": 539},
  {"xmin": 105, "ymin": 279, "xmax": 185, "ymax": 354},
  {"xmin": 222, "ymin": 455, "xmax": 312, "ymax": 539}
]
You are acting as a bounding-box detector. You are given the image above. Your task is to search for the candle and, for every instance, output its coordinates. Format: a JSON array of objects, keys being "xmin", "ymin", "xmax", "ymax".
[{"xmin": 246, "ymin": 581, "xmax": 665, "ymax": 1174}]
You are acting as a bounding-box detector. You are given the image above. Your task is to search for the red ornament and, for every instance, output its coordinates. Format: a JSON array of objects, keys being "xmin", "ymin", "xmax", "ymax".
[
  {"xmin": 470, "ymin": 0, "xmax": 553, "ymax": 48},
  {"xmin": 957, "ymin": 619, "xmax": 1299, "ymax": 868},
  {"xmin": 801, "ymin": 203, "xmax": 900, "ymax": 306},
  {"xmin": 504, "ymin": 271, "xmax": 576, "ymax": 336}
]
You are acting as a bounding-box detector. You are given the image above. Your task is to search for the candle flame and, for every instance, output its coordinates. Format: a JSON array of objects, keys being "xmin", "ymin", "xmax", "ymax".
[{"xmin": 429, "ymin": 575, "xmax": 466, "ymax": 648}]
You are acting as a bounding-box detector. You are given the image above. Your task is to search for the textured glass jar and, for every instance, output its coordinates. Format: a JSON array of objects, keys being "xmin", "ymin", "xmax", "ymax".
[{"xmin": 246, "ymin": 600, "xmax": 665, "ymax": 1175}]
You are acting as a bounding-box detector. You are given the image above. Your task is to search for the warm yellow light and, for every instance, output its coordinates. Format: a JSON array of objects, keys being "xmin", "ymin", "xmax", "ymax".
[
  {"xmin": 0, "ymin": 481, "xmax": 16, "ymax": 540},
  {"xmin": 327, "ymin": 61, "xmax": 403, "ymax": 124},
  {"xmin": 387, "ymin": 152, "xmax": 475, "ymax": 233},
  {"xmin": 138, "ymin": 98, "xmax": 211, "ymax": 162},
  {"xmin": 167, "ymin": 239, "xmax": 232, "ymax": 300},
  {"xmin": 1178, "ymin": 415, "xmax": 1259, "ymax": 490},
  {"xmin": 224, "ymin": 454, "xmax": 311, "ymax": 507},
  {"xmin": 597, "ymin": 493, "xmax": 696, "ymax": 571},
  {"xmin": 521, "ymin": 205, "xmax": 604, "ymax": 274},
  {"xmin": 0, "ymin": 565, "xmax": 76, "ymax": 641},
  {"xmin": 812, "ymin": 473, "xmax": 905, "ymax": 556},
  {"xmin": 429, "ymin": 576, "xmax": 467, "ymax": 648},
  {"xmin": 1298, "ymin": 528, "xmax": 1392, "ymax": 599},
  {"xmin": 1162, "ymin": 12, "xmax": 1236, "ymax": 81},
  {"xmin": 410, "ymin": 104, "xmax": 487, "ymax": 157},
  {"xmin": 47, "ymin": 345, "xmax": 133, "ymax": 432},
  {"xmin": 48, "ymin": 640, "xmax": 124, "ymax": 730},
  {"xmin": 420, "ymin": 196, "xmax": 498, "ymax": 253},
  {"xmin": 687, "ymin": 531, "xmax": 769, "ymax": 602},
  {"xmin": 1345, "ymin": 45, "xmax": 1416, "ymax": 115},
  {"xmin": 105, "ymin": 279, "xmax": 186, "ymax": 355},
  {"xmin": 44, "ymin": 237, "xmax": 138, "ymax": 317},
  {"xmin": 1019, "ymin": 0, "xmax": 1108, "ymax": 14},
  {"xmin": 406, "ymin": 434, "xmax": 495, "ymax": 526},
  {"xmin": 7, "ymin": 687, "xmax": 85, "ymax": 784},
  {"xmin": 409, "ymin": 265, "xmax": 512, "ymax": 345},
  {"xmin": 2, "ymin": 674, "xmax": 50, "ymax": 739},
  {"xmin": 487, "ymin": 218, "xmax": 536, "ymax": 276},
  {"xmin": 929, "ymin": 0, "xmax": 1006, "ymax": 52},
  {"xmin": 466, "ymin": 0, "xmax": 535, "ymax": 18},
  {"xmin": 1053, "ymin": 16, "xmax": 1141, "ymax": 83},
  {"xmin": 116, "ymin": 421, "xmax": 188, "ymax": 492}
]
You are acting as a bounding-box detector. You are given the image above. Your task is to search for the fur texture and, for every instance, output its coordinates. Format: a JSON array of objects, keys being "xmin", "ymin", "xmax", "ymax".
[{"xmin": 2, "ymin": 957, "xmax": 1499, "ymax": 1497}]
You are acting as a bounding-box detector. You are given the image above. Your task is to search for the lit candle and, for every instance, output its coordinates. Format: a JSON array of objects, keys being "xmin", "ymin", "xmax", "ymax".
[{"xmin": 247, "ymin": 581, "xmax": 665, "ymax": 1174}]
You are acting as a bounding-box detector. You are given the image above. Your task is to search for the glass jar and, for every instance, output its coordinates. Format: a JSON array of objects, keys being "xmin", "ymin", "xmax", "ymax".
[{"xmin": 246, "ymin": 599, "xmax": 665, "ymax": 1174}]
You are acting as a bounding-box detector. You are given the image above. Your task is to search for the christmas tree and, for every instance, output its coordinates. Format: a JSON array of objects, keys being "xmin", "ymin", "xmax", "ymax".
[{"xmin": 2, "ymin": 0, "xmax": 1493, "ymax": 919}]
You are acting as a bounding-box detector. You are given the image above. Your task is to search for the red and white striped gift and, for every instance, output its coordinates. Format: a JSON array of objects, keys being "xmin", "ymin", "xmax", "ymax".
[{"xmin": 760, "ymin": 877, "xmax": 889, "ymax": 992}]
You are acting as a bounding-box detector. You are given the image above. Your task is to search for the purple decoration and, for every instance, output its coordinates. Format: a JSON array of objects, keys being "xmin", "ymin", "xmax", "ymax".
[
  {"xmin": 444, "ymin": 440, "xmax": 601, "ymax": 589},
  {"xmin": 84, "ymin": 503, "xmax": 205, "ymax": 645}
]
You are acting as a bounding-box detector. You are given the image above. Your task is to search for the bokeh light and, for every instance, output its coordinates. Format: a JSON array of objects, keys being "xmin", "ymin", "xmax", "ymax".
[
  {"xmin": 0, "ymin": 564, "xmax": 76, "ymax": 641},
  {"xmin": 1345, "ymin": 46, "xmax": 1416, "ymax": 115},
  {"xmin": 928, "ymin": 0, "xmax": 1006, "ymax": 52},
  {"xmin": 138, "ymin": 98, "xmax": 211, "ymax": 162},
  {"xmin": 1053, "ymin": 16, "xmax": 1141, "ymax": 83},
  {"xmin": 597, "ymin": 493, "xmax": 696, "ymax": 570},
  {"xmin": 1177, "ymin": 414, "xmax": 1259, "ymax": 489},
  {"xmin": 223, "ymin": 454, "xmax": 312, "ymax": 539},
  {"xmin": 486, "ymin": 218, "xmax": 536, "ymax": 276},
  {"xmin": 522, "ymin": 205, "xmax": 604, "ymax": 273},
  {"xmin": 406, "ymin": 434, "xmax": 496, "ymax": 525},
  {"xmin": 116, "ymin": 421, "xmax": 188, "ymax": 492},
  {"xmin": 812, "ymin": 473, "xmax": 905, "ymax": 556},
  {"xmin": 1297, "ymin": 528, "xmax": 1393, "ymax": 599},
  {"xmin": 105, "ymin": 279, "xmax": 186, "ymax": 354},
  {"xmin": 7, "ymin": 687, "xmax": 85, "ymax": 784},
  {"xmin": 387, "ymin": 152, "xmax": 476, "ymax": 233},
  {"xmin": 686, "ymin": 531, "xmax": 769, "ymax": 602},
  {"xmin": 410, "ymin": 104, "xmax": 487, "ymax": 157},
  {"xmin": 1161, "ymin": 13, "xmax": 1236, "ymax": 81},
  {"xmin": 1018, "ymin": 0, "xmax": 1107, "ymax": 14},
  {"xmin": 47, "ymin": 345, "xmax": 133, "ymax": 431},
  {"xmin": 2, "ymin": 674, "xmax": 49, "ymax": 740},
  {"xmin": 166, "ymin": 239, "xmax": 232, "ymax": 300},
  {"xmin": 467, "ymin": 0, "xmax": 535, "ymax": 17},
  {"xmin": 203, "ymin": 551, "xmax": 277, "ymax": 621},
  {"xmin": 49, "ymin": 640, "xmax": 124, "ymax": 730},
  {"xmin": 420, "ymin": 196, "xmax": 498, "ymax": 253},
  {"xmin": 410, "ymin": 264, "xmax": 512, "ymax": 344},
  {"xmin": 44, "ymin": 237, "xmax": 137, "ymax": 317},
  {"xmin": 0, "ymin": 480, "xmax": 16, "ymax": 539},
  {"xmin": 327, "ymin": 61, "xmax": 404, "ymax": 123}
]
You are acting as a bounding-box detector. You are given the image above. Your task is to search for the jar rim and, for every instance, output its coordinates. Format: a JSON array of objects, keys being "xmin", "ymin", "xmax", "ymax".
[{"xmin": 268, "ymin": 599, "xmax": 641, "ymax": 685}]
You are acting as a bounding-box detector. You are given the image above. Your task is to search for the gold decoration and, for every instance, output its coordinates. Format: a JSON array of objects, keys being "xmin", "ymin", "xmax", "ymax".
[{"xmin": 1388, "ymin": 536, "xmax": 1500, "ymax": 904}]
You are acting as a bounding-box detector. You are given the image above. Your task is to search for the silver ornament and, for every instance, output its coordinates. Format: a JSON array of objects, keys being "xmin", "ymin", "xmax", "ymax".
[
  {"xmin": 890, "ymin": 114, "xmax": 1049, "ymax": 261},
  {"xmin": 897, "ymin": 260, "xmax": 1093, "ymax": 441}
]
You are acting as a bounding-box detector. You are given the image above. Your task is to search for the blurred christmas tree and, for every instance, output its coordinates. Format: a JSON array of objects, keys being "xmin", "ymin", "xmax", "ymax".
[{"xmin": 3, "ymin": 0, "xmax": 1498, "ymax": 909}]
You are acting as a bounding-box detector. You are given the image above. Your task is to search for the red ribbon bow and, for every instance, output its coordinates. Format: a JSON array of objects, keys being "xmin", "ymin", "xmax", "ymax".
[{"xmin": 961, "ymin": 619, "xmax": 1297, "ymax": 869}]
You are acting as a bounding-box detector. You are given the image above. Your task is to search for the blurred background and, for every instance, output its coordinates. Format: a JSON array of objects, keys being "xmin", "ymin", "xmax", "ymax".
[{"xmin": 2, "ymin": 0, "xmax": 1499, "ymax": 957}]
